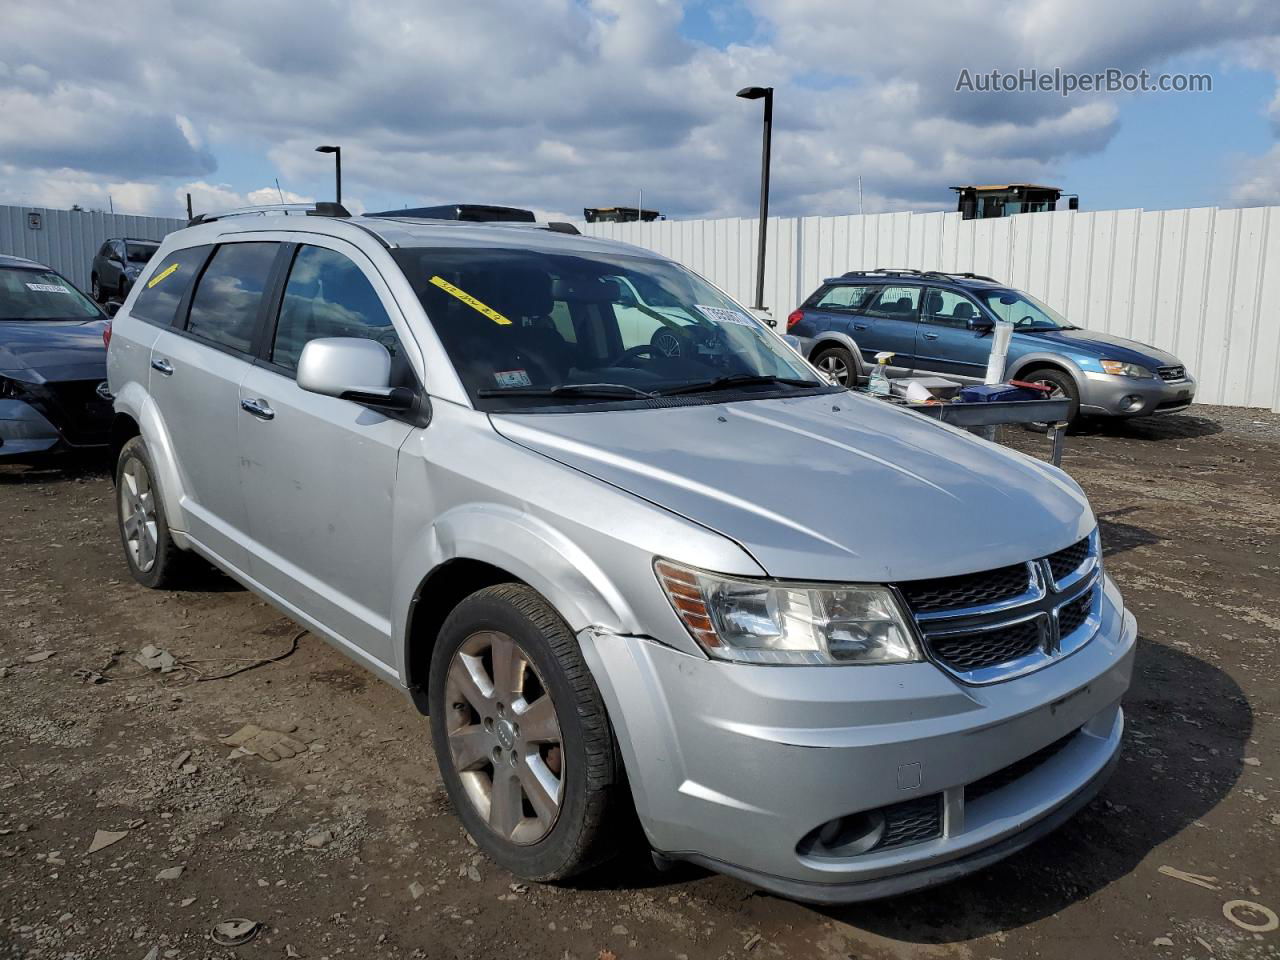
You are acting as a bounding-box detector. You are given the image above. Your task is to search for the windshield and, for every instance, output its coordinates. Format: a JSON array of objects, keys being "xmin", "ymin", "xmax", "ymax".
[
  {"xmin": 393, "ymin": 246, "xmax": 827, "ymax": 409},
  {"xmin": 126, "ymin": 242, "xmax": 158, "ymax": 264},
  {"xmin": 978, "ymin": 289, "xmax": 1074, "ymax": 330},
  {"xmin": 0, "ymin": 268, "xmax": 102, "ymax": 321}
]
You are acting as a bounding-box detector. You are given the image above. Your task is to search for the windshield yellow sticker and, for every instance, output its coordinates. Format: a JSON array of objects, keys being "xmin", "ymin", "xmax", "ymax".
[
  {"xmin": 147, "ymin": 263, "xmax": 180, "ymax": 289},
  {"xmin": 429, "ymin": 275, "xmax": 511, "ymax": 325}
]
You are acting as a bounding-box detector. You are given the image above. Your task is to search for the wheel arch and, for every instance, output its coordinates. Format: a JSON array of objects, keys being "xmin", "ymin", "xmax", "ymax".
[
  {"xmin": 808, "ymin": 331, "xmax": 866, "ymax": 377},
  {"xmin": 398, "ymin": 504, "xmax": 637, "ymax": 714},
  {"xmin": 109, "ymin": 382, "xmax": 189, "ymax": 542},
  {"xmin": 1006, "ymin": 352, "xmax": 1085, "ymax": 386}
]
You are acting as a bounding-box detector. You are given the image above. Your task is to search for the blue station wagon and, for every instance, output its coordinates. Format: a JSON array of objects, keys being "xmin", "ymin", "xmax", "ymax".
[{"xmin": 787, "ymin": 269, "xmax": 1196, "ymax": 421}]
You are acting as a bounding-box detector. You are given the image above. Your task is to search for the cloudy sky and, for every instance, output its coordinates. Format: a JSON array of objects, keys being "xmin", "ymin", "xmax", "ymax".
[{"xmin": 2, "ymin": 0, "xmax": 1280, "ymax": 221}]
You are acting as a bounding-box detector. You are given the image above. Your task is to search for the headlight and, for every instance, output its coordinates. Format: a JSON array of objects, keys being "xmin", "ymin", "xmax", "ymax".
[
  {"xmin": 655, "ymin": 559, "xmax": 921, "ymax": 665},
  {"xmin": 1099, "ymin": 359, "xmax": 1154, "ymax": 378}
]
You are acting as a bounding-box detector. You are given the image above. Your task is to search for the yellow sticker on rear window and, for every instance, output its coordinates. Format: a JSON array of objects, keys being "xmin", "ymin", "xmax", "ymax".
[
  {"xmin": 429, "ymin": 275, "xmax": 511, "ymax": 325},
  {"xmin": 147, "ymin": 262, "xmax": 180, "ymax": 289}
]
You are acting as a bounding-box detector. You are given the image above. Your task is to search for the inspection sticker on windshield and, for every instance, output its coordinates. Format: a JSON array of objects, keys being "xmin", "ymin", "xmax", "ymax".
[
  {"xmin": 25, "ymin": 283, "xmax": 70, "ymax": 294},
  {"xmin": 696, "ymin": 304, "xmax": 753, "ymax": 327},
  {"xmin": 429, "ymin": 275, "xmax": 512, "ymax": 325},
  {"xmin": 493, "ymin": 369, "xmax": 532, "ymax": 388},
  {"xmin": 146, "ymin": 263, "xmax": 180, "ymax": 288}
]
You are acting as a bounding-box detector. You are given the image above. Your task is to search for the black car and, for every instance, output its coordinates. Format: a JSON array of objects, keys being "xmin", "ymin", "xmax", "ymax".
[
  {"xmin": 0, "ymin": 255, "xmax": 113, "ymax": 460},
  {"xmin": 91, "ymin": 238, "xmax": 160, "ymax": 303}
]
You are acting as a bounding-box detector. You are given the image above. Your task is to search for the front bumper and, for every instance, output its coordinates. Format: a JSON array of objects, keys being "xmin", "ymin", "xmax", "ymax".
[
  {"xmin": 1079, "ymin": 370, "xmax": 1196, "ymax": 417},
  {"xmin": 0, "ymin": 397, "xmax": 109, "ymax": 460},
  {"xmin": 581, "ymin": 575, "xmax": 1136, "ymax": 902}
]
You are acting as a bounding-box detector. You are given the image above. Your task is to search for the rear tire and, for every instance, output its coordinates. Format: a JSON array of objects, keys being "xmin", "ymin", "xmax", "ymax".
[
  {"xmin": 115, "ymin": 437, "xmax": 187, "ymax": 588},
  {"xmin": 812, "ymin": 344, "xmax": 857, "ymax": 386},
  {"xmin": 1021, "ymin": 366, "xmax": 1081, "ymax": 428},
  {"xmin": 428, "ymin": 584, "xmax": 623, "ymax": 881},
  {"xmin": 91, "ymin": 275, "xmax": 102, "ymax": 303}
]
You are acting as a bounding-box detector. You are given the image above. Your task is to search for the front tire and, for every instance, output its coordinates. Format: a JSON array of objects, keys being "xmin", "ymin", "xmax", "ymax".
[
  {"xmin": 91, "ymin": 275, "xmax": 102, "ymax": 303},
  {"xmin": 115, "ymin": 436, "xmax": 186, "ymax": 588},
  {"xmin": 1022, "ymin": 366, "xmax": 1081, "ymax": 426},
  {"xmin": 428, "ymin": 584, "xmax": 623, "ymax": 881}
]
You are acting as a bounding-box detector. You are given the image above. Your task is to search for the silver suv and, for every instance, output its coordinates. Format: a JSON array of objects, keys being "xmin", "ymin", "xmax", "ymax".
[{"xmin": 106, "ymin": 206, "xmax": 1136, "ymax": 903}]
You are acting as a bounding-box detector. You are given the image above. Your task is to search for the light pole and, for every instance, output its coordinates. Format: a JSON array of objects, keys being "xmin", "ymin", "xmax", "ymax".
[
  {"xmin": 737, "ymin": 86, "xmax": 773, "ymax": 310},
  {"xmin": 315, "ymin": 145, "xmax": 342, "ymax": 205}
]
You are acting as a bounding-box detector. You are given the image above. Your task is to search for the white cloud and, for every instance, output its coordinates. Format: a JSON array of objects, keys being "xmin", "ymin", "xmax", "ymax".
[{"xmin": 1, "ymin": 0, "xmax": 1278, "ymax": 218}]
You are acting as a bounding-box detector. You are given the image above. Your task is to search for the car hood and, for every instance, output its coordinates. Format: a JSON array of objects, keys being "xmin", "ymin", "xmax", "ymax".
[
  {"xmin": 1021, "ymin": 328, "xmax": 1181, "ymax": 368},
  {"xmin": 491, "ymin": 391, "xmax": 1094, "ymax": 583},
  {"xmin": 0, "ymin": 319, "xmax": 109, "ymax": 381}
]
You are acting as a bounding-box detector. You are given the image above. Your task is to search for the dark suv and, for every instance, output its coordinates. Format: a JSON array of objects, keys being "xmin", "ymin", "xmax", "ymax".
[
  {"xmin": 788, "ymin": 269, "xmax": 1195, "ymax": 421},
  {"xmin": 91, "ymin": 238, "xmax": 161, "ymax": 303}
]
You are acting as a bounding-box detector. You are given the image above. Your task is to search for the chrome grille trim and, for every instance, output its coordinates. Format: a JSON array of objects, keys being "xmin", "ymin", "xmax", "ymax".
[
  {"xmin": 901, "ymin": 529, "xmax": 1102, "ymax": 685},
  {"xmin": 1157, "ymin": 364, "xmax": 1186, "ymax": 382}
]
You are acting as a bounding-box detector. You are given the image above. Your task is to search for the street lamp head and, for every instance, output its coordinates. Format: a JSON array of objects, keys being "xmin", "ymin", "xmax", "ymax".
[
  {"xmin": 315, "ymin": 145, "xmax": 339, "ymax": 154},
  {"xmin": 736, "ymin": 86, "xmax": 771, "ymax": 100}
]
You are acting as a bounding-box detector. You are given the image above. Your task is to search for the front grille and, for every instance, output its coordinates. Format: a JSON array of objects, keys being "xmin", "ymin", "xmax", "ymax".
[
  {"xmin": 1047, "ymin": 536, "xmax": 1090, "ymax": 582},
  {"xmin": 876, "ymin": 795, "xmax": 943, "ymax": 851},
  {"xmin": 898, "ymin": 562, "xmax": 1030, "ymax": 614},
  {"xmin": 898, "ymin": 531, "xmax": 1100, "ymax": 682},
  {"xmin": 930, "ymin": 617, "xmax": 1042, "ymax": 671},
  {"xmin": 966, "ymin": 729, "xmax": 1079, "ymax": 804},
  {"xmin": 1057, "ymin": 588, "xmax": 1093, "ymax": 636},
  {"xmin": 1157, "ymin": 364, "xmax": 1185, "ymax": 381}
]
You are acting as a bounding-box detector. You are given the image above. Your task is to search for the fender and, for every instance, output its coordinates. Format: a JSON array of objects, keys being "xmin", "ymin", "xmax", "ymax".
[
  {"xmin": 110, "ymin": 380, "xmax": 193, "ymax": 549},
  {"xmin": 809, "ymin": 331, "xmax": 867, "ymax": 377},
  {"xmin": 1005, "ymin": 351, "xmax": 1086, "ymax": 387},
  {"xmin": 393, "ymin": 501, "xmax": 639, "ymax": 680}
]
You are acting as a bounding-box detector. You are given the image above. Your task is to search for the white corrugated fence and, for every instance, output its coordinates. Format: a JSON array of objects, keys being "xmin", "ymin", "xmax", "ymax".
[
  {"xmin": 581, "ymin": 207, "xmax": 1280, "ymax": 411},
  {"xmin": 0, "ymin": 204, "xmax": 185, "ymax": 294}
]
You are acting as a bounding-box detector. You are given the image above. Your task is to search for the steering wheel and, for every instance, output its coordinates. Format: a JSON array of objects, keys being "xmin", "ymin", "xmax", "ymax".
[{"xmin": 608, "ymin": 344, "xmax": 657, "ymax": 367}]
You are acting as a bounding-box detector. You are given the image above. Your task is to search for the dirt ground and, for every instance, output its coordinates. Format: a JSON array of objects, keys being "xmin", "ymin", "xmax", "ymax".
[{"xmin": 1, "ymin": 405, "xmax": 1278, "ymax": 960}]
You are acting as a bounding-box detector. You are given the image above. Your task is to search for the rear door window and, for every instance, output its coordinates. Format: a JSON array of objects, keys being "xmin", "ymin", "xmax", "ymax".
[
  {"xmin": 863, "ymin": 285, "xmax": 921, "ymax": 320},
  {"xmin": 270, "ymin": 245, "xmax": 403, "ymax": 372},
  {"xmin": 812, "ymin": 284, "xmax": 874, "ymax": 311},
  {"xmin": 185, "ymin": 242, "xmax": 279, "ymax": 354},
  {"xmin": 129, "ymin": 245, "xmax": 211, "ymax": 326}
]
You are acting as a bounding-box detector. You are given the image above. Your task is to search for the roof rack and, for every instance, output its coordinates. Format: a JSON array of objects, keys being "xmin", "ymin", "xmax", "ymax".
[
  {"xmin": 837, "ymin": 267, "xmax": 999, "ymax": 283},
  {"xmin": 187, "ymin": 201, "xmax": 350, "ymax": 227}
]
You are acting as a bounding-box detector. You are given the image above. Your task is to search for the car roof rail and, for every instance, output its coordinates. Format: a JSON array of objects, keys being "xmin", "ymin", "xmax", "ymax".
[
  {"xmin": 836, "ymin": 267, "xmax": 1000, "ymax": 284},
  {"xmin": 187, "ymin": 201, "xmax": 351, "ymax": 227}
]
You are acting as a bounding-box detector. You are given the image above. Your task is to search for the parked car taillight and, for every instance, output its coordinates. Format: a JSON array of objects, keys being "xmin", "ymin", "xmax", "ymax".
[
  {"xmin": 786, "ymin": 308, "xmax": 804, "ymax": 331},
  {"xmin": 103, "ymin": 321, "xmax": 112, "ymax": 349}
]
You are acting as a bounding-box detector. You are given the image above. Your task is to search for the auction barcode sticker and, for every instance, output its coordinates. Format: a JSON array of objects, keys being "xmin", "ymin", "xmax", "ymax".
[
  {"xmin": 26, "ymin": 283, "xmax": 70, "ymax": 294},
  {"xmin": 695, "ymin": 304, "xmax": 753, "ymax": 327}
]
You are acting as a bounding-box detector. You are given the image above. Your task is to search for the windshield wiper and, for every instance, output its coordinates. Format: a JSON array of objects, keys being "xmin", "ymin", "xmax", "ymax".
[
  {"xmin": 476, "ymin": 382, "xmax": 658, "ymax": 399},
  {"xmin": 657, "ymin": 374, "xmax": 821, "ymax": 396}
]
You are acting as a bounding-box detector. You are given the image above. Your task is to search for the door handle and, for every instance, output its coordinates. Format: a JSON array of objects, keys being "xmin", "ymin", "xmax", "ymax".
[
  {"xmin": 923, "ymin": 333, "xmax": 940, "ymax": 340},
  {"xmin": 151, "ymin": 358, "xmax": 173, "ymax": 375},
  {"xmin": 853, "ymin": 323, "xmax": 868, "ymax": 331},
  {"xmin": 240, "ymin": 397, "xmax": 275, "ymax": 421}
]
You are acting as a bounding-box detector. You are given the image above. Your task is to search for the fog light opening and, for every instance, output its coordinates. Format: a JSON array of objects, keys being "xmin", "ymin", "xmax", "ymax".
[
  {"xmin": 1120, "ymin": 395, "xmax": 1144, "ymax": 412},
  {"xmin": 798, "ymin": 809, "xmax": 887, "ymax": 858}
]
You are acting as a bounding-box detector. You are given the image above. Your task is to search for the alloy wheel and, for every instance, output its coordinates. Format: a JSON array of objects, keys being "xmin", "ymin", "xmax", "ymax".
[
  {"xmin": 816, "ymin": 352, "xmax": 850, "ymax": 385},
  {"xmin": 120, "ymin": 457, "xmax": 159, "ymax": 572},
  {"xmin": 444, "ymin": 631, "xmax": 564, "ymax": 845},
  {"xmin": 91, "ymin": 277, "xmax": 101, "ymax": 302}
]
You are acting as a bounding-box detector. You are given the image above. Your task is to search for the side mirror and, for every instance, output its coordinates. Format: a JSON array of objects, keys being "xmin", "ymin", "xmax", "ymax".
[
  {"xmin": 297, "ymin": 337, "xmax": 413, "ymax": 410},
  {"xmin": 749, "ymin": 308, "xmax": 775, "ymax": 327},
  {"xmin": 968, "ymin": 317, "xmax": 995, "ymax": 333},
  {"xmin": 103, "ymin": 301, "xmax": 121, "ymax": 318}
]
